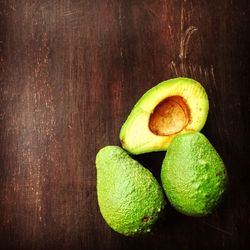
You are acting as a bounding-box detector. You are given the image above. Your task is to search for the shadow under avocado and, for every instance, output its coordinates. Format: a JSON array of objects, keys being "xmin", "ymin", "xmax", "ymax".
[{"xmin": 132, "ymin": 151, "xmax": 166, "ymax": 184}]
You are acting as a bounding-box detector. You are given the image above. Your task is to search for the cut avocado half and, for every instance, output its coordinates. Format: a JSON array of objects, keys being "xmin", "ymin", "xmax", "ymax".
[{"xmin": 120, "ymin": 77, "xmax": 209, "ymax": 154}]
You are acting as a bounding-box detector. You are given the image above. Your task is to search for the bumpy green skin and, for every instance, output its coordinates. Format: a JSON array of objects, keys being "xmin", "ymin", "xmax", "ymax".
[
  {"xmin": 96, "ymin": 146, "xmax": 166, "ymax": 236},
  {"xmin": 161, "ymin": 132, "xmax": 227, "ymax": 216}
]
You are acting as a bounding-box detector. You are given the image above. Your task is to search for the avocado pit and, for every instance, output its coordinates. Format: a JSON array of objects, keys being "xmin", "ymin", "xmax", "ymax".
[{"xmin": 149, "ymin": 96, "xmax": 190, "ymax": 136}]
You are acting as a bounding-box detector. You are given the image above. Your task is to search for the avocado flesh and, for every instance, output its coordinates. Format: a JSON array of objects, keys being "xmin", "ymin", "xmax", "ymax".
[
  {"xmin": 161, "ymin": 132, "xmax": 227, "ymax": 216},
  {"xmin": 120, "ymin": 77, "xmax": 209, "ymax": 155},
  {"xmin": 96, "ymin": 146, "xmax": 166, "ymax": 236}
]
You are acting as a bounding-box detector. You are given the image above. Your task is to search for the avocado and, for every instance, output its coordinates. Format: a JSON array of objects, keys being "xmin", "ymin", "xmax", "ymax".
[
  {"xmin": 96, "ymin": 146, "xmax": 166, "ymax": 236},
  {"xmin": 120, "ymin": 77, "xmax": 209, "ymax": 154},
  {"xmin": 161, "ymin": 132, "xmax": 227, "ymax": 216}
]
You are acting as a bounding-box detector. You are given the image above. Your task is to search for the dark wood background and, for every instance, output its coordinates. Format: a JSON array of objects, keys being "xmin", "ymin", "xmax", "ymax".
[{"xmin": 0, "ymin": 0, "xmax": 249, "ymax": 249}]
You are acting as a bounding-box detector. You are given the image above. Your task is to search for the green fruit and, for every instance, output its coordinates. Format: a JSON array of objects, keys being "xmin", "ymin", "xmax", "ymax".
[
  {"xmin": 120, "ymin": 77, "xmax": 209, "ymax": 154},
  {"xmin": 96, "ymin": 146, "xmax": 166, "ymax": 236},
  {"xmin": 161, "ymin": 132, "xmax": 227, "ymax": 216}
]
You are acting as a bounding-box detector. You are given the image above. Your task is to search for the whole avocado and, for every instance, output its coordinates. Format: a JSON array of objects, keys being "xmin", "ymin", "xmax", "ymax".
[
  {"xmin": 161, "ymin": 132, "xmax": 227, "ymax": 216},
  {"xmin": 96, "ymin": 146, "xmax": 166, "ymax": 236}
]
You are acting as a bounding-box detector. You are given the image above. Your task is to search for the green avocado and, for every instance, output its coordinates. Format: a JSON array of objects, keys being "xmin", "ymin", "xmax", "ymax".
[
  {"xmin": 120, "ymin": 77, "xmax": 209, "ymax": 154},
  {"xmin": 161, "ymin": 132, "xmax": 227, "ymax": 216},
  {"xmin": 96, "ymin": 146, "xmax": 166, "ymax": 236}
]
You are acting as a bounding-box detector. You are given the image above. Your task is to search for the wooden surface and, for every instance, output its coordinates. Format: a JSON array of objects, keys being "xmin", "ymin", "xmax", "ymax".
[{"xmin": 0, "ymin": 1, "xmax": 250, "ymax": 249}]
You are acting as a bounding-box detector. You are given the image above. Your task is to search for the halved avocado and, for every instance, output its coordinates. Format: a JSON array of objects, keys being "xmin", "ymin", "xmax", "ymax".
[{"xmin": 120, "ymin": 77, "xmax": 209, "ymax": 154}]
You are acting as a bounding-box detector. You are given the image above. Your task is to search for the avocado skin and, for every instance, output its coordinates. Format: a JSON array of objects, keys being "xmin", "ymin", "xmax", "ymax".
[
  {"xmin": 96, "ymin": 146, "xmax": 166, "ymax": 236},
  {"xmin": 161, "ymin": 132, "xmax": 227, "ymax": 216}
]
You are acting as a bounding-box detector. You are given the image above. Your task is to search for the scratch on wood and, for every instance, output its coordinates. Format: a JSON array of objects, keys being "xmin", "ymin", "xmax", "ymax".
[
  {"xmin": 179, "ymin": 26, "xmax": 198, "ymax": 60},
  {"xmin": 143, "ymin": 2, "xmax": 157, "ymax": 17},
  {"xmin": 199, "ymin": 65, "xmax": 203, "ymax": 76},
  {"xmin": 188, "ymin": 64, "xmax": 196, "ymax": 78},
  {"xmin": 201, "ymin": 221, "xmax": 233, "ymax": 236},
  {"xmin": 170, "ymin": 61, "xmax": 178, "ymax": 76},
  {"xmin": 169, "ymin": 2, "xmax": 217, "ymax": 85},
  {"xmin": 169, "ymin": 2, "xmax": 198, "ymax": 76},
  {"xmin": 180, "ymin": 3, "xmax": 184, "ymax": 42},
  {"xmin": 63, "ymin": 9, "xmax": 80, "ymax": 17},
  {"xmin": 118, "ymin": 3, "xmax": 124, "ymax": 59},
  {"xmin": 118, "ymin": 2, "xmax": 125, "ymax": 87},
  {"xmin": 180, "ymin": 62, "xmax": 187, "ymax": 76},
  {"xmin": 204, "ymin": 67, "xmax": 209, "ymax": 82},
  {"xmin": 210, "ymin": 64, "xmax": 216, "ymax": 84}
]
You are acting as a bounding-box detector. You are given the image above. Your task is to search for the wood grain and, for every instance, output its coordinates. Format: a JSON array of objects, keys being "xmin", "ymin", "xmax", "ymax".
[{"xmin": 0, "ymin": 0, "xmax": 249, "ymax": 249}]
